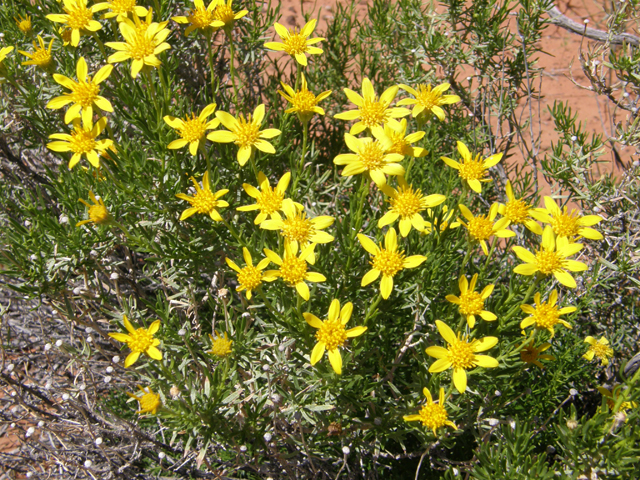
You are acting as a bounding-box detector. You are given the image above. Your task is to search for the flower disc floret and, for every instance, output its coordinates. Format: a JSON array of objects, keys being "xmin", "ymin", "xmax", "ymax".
[
  {"xmin": 583, "ymin": 336, "xmax": 613, "ymax": 365},
  {"xmin": 520, "ymin": 290, "xmax": 576, "ymax": 336},
  {"xmin": 225, "ymin": 248, "xmax": 274, "ymax": 300},
  {"xmin": 536, "ymin": 196, "xmax": 603, "ymax": 241},
  {"xmin": 446, "ymin": 274, "xmax": 496, "ymax": 328},
  {"xmin": 371, "ymin": 249, "xmax": 405, "ymax": 277},
  {"xmin": 265, "ymin": 19, "xmax": 324, "ymax": 66},
  {"xmin": 457, "ymin": 203, "xmax": 514, "ymax": 255},
  {"xmin": 404, "ymin": 387, "xmax": 457, "ymax": 435},
  {"xmin": 176, "ymin": 171, "xmax": 229, "ymax": 221},
  {"xmin": 442, "ymin": 141, "xmax": 502, "ymax": 193},
  {"xmin": 108, "ymin": 315, "xmax": 162, "ymax": 368},
  {"xmin": 398, "ymin": 82, "xmax": 461, "ymax": 121},
  {"xmin": 263, "ymin": 243, "xmax": 325, "ymax": 301},
  {"xmin": 47, "ymin": 116, "xmax": 113, "ymax": 169},
  {"xmin": 237, "ymin": 172, "xmax": 300, "ymax": 225},
  {"xmin": 208, "ymin": 331, "xmax": 233, "ymax": 357}
]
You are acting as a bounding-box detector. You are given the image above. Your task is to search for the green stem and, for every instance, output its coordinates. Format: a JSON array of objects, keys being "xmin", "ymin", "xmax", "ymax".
[
  {"xmin": 249, "ymin": 155, "xmax": 259, "ymax": 181},
  {"xmin": 362, "ymin": 294, "xmax": 382, "ymax": 327},
  {"xmin": 257, "ymin": 288, "xmax": 289, "ymax": 330},
  {"xmin": 226, "ymin": 29, "xmax": 240, "ymax": 107},
  {"xmin": 291, "ymin": 121, "xmax": 308, "ymax": 197},
  {"xmin": 222, "ymin": 217, "xmax": 247, "ymax": 247},
  {"xmin": 205, "ymin": 31, "xmax": 217, "ymax": 96},
  {"xmin": 295, "ymin": 64, "xmax": 301, "ymax": 90},
  {"xmin": 90, "ymin": 31, "xmax": 108, "ymax": 61},
  {"xmin": 500, "ymin": 276, "xmax": 541, "ymax": 326}
]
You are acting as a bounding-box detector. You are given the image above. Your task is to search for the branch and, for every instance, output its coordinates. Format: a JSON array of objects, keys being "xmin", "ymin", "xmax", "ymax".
[{"xmin": 546, "ymin": 6, "xmax": 640, "ymax": 47}]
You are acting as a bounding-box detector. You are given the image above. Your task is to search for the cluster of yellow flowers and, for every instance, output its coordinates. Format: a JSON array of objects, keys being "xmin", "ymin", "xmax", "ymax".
[{"xmin": 4, "ymin": 0, "xmax": 624, "ymax": 428}]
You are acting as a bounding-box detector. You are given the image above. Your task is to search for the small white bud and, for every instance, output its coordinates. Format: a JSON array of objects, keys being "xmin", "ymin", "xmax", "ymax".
[
  {"xmin": 509, "ymin": 418, "xmax": 516, "ymax": 430},
  {"xmin": 262, "ymin": 365, "xmax": 270, "ymax": 372},
  {"xmin": 85, "ymin": 327, "xmax": 93, "ymax": 334},
  {"xmin": 37, "ymin": 421, "xmax": 44, "ymax": 427},
  {"xmin": 79, "ymin": 384, "xmax": 86, "ymax": 391},
  {"xmin": 487, "ymin": 418, "xmax": 500, "ymax": 426},
  {"xmin": 30, "ymin": 254, "xmax": 38, "ymax": 261},
  {"xmin": 93, "ymin": 195, "xmax": 101, "ymax": 201},
  {"xmin": 342, "ymin": 446, "xmax": 350, "ymax": 455},
  {"xmin": 112, "ymin": 356, "xmax": 120, "ymax": 363},
  {"xmin": 26, "ymin": 472, "xmax": 33, "ymax": 478},
  {"xmin": 242, "ymin": 312, "xmax": 251, "ymax": 318},
  {"xmin": 104, "ymin": 376, "xmax": 112, "ymax": 383},
  {"xmin": 546, "ymin": 445, "xmax": 556, "ymax": 454},
  {"xmin": 271, "ymin": 394, "xmax": 281, "ymax": 404},
  {"xmin": 26, "ymin": 427, "xmax": 35, "ymax": 437},
  {"xmin": 158, "ymin": 452, "xmax": 166, "ymax": 459},
  {"xmin": 95, "ymin": 437, "xmax": 103, "ymax": 446},
  {"xmin": 495, "ymin": 390, "xmax": 501, "ymax": 397},
  {"xmin": 571, "ymin": 135, "xmax": 577, "ymax": 142},
  {"xmin": 10, "ymin": 390, "xmax": 16, "ymax": 397},
  {"xmin": 90, "ymin": 250, "xmax": 98, "ymax": 257},
  {"xmin": 263, "ymin": 432, "xmax": 272, "ymax": 442},
  {"xmin": 178, "ymin": 329, "xmax": 186, "ymax": 336},
  {"xmin": 584, "ymin": 18, "xmax": 589, "ymax": 24},
  {"xmin": 110, "ymin": 273, "xmax": 119, "ymax": 280},
  {"xmin": 45, "ymin": 382, "xmax": 52, "ymax": 390},
  {"xmin": 59, "ymin": 215, "xmax": 69, "ymax": 224},
  {"xmin": 84, "ymin": 460, "xmax": 92, "ymax": 468},
  {"xmin": 453, "ymin": 468, "xmax": 459, "ymax": 476},
  {"xmin": 623, "ymin": 92, "xmax": 630, "ymax": 97},
  {"xmin": 570, "ymin": 389, "xmax": 578, "ymax": 397},
  {"xmin": 240, "ymin": 445, "xmax": 247, "ymax": 452},
  {"xmin": 6, "ymin": 364, "xmax": 14, "ymax": 372},
  {"xmin": 468, "ymin": 112, "xmax": 474, "ymax": 117},
  {"xmin": 44, "ymin": 343, "xmax": 51, "ymax": 351},
  {"xmin": 73, "ymin": 287, "xmax": 83, "ymax": 295},
  {"xmin": 106, "ymin": 366, "xmax": 114, "ymax": 373},
  {"xmin": 633, "ymin": 160, "xmax": 640, "ymax": 167},
  {"xmin": 24, "ymin": 220, "xmax": 31, "ymax": 227},
  {"xmin": 278, "ymin": 344, "xmax": 286, "ymax": 352},
  {"xmin": 86, "ymin": 336, "xmax": 93, "ymax": 343},
  {"xmin": 62, "ymin": 393, "xmax": 70, "ymax": 401}
]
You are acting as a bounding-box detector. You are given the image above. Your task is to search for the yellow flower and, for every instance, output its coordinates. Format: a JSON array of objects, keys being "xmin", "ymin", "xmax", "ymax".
[
  {"xmin": 278, "ymin": 73, "xmax": 332, "ymax": 124},
  {"xmin": 583, "ymin": 336, "xmax": 614, "ymax": 365},
  {"xmin": 446, "ymin": 274, "xmax": 496, "ymax": 329},
  {"xmin": 512, "ymin": 226, "xmax": 588, "ymax": 289},
  {"xmin": 225, "ymin": 247, "xmax": 275, "ymax": 300},
  {"xmin": 46, "ymin": 0, "xmax": 102, "ymax": 47},
  {"xmin": 403, "ymin": 387, "xmax": 457, "ymax": 436},
  {"xmin": 0, "ymin": 46, "xmax": 14, "ymax": 82},
  {"xmin": 105, "ymin": 12, "xmax": 171, "ymax": 78},
  {"xmin": 426, "ymin": 320, "xmax": 499, "ymax": 394},
  {"xmin": 441, "ymin": 141, "xmax": 502, "ymax": 193},
  {"xmin": 93, "ymin": 0, "xmax": 148, "ymax": 21},
  {"xmin": 109, "ymin": 315, "xmax": 162, "ymax": 368},
  {"xmin": 210, "ymin": 0, "xmax": 248, "ymax": 31},
  {"xmin": 76, "ymin": 192, "xmax": 113, "ymax": 226},
  {"xmin": 423, "ymin": 205, "xmax": 457, "ymax": 235},
  {"xmin": 172, "ymin": 0, "xmax": 218, "ymax": 35},
  {"xmin": 377, "ymin": 119, "xmax": 427, "ymax": 158},
  {"xmin": 304, "ymin": 299, "xmax": 367, "ymax": 375},
  {"xmin": 333, "ymin": 131, "xmax": 405, "ymax": 187},
  {"xmin": 358, "ymin": 228, "xmax": 426, "ymax": 299},
  {"xmin": 19, "ymin": 35, "xmax": 55, "ymax": 71},
  {"xmin": 264, "ymin": 19, "xmax": 324, "ymax": 66},
  {"xmin": 236, "ymin": 171, "xmax": 302, "ymax": 225},
  {"xmin": 261, "ymin": 200, "xmax": 334, "ymax": 263},
  {"xmin": 334, "ymin": 78, "xmax": 410, "ymax": 135},
  {"xmin": 457, "ymin": 203, "xmax": 515, "ymax": 256},
  {"xmin": 163, "ymin": 103, "xmax": 219, "ymax": 156},
  {"xmin": 127, "ymin": 386, "xmax": 161, "ymax": 414},
  {"xmin": 535, "ymin": 196, "xmax": 603, "ymax": 241},
  {"xmin": 59, "ymin": 27, "xmax": 73, "ymax": 46},
  {"xmin": 397, "ymin": 82, "xmax": 461, "ymax": 121},
  {"xmin": 208, "ymin": 331, "xmax": 233, "ymax": 357},
  {"xmin": 207, "ymin": 104, "xmax": 281, "ymax": 166},
  {"xmin": 47, "ymin": 57, "xmax": 113, "ymax": 124},
  {"xmin": 47, "ymin": 115, "xmax": 113, "ymax": 169},
  {"xmin": 378, "ymin": 176, "xmax": 446, "ymax": 237},
  {"xmin": 497, "ymin": 180, "xmax": 544, "ymax": 235},
  {"xmin": 15, "ymin": 14, "xmax": 33, "ymax": 35},
  {"xmin": 520, "ymin": 340, "xmax": 554, "ymax": 368},
  {"xmin": 597, "ymin": 385, "xmax": 637, "ymax": 413},
  {"xmin": 520, "ymin": 290, "xmax": 576, "ymax": 336},
  {"xmin": 263, "ymin": 242, "xmax": 326, "ymax": 301},
  {"xmin": 175, "ymin": 171, "xmax": 229, "ymax": 221}
]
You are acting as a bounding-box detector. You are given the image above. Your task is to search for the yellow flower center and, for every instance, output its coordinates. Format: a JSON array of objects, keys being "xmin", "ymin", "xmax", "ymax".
[
  {"xmin": 233, "ymin": 115, "xmax": 260, "ymax": 149},
  {"xmin": 504, "ymin": 199, "xmax": 531, "ymax": 224},
  {"xmin": 467, "ymin": 215, "xmax": 493, "ymax": 242},
  {"xmin": 417, "ymin": 402, "xmax": 449, "ymax": 430},
  {"xmin": 256, "ymin": 186, "xmax": 283, "ymax": 215},
  {"xmin": 237, "ymin": 265, "xmax": 262, "ymax": 291},
  {"xmin": 65, "ymin": 2, "xmax": 94, "ymax": 30},
  {"xmin": 60, "ymin": 28, "xmax": 73, "ymax": 44},
  {"xmin": 279, "ymin": 256, "xmax": 308, "ymax": 286},
  {"xmin": 17, "ymin": 17, "xmax": 32, "ymax": 33},
  {"xmin": 414, "ymin": 84, "xmax": 442, "ymax": 110},
  {"xmin": 188, "ymin": 7, "xmax": 215, "ymax": 28},
  {"xmin": 210, "ymin": 336, "xmax": 233, "ymax": 357},
  {"xmin": 128, "ymin": 327, "xmax": 154, "ymax": 353},
  {"xmin": 550, "ymin": 209, "xmax": 580, "ymax": 237},
  {"xmin": 289, "ymin": 89, "xmax": 317, "ymax": 114},
  {"xmin": 372, "ymin": 248, "xmax": 405, "ymax": 277},
  {"xmin": 359, "ymin": 98, "xmax": 389, "ymax": 128},
  {"xmin": 535, "ymin": 250, "xmax": 565, "ymax": 275},
  {"xmin": 521, "ymin": 345, "xmax": 539, "ymax": 364},
  {"xmin": 359, "ymin": 141, "xmax": 385, "ymax": 171},
  {"xmin": 447, "ymin": 335, "xmax": 475, "ymax": 370},
  {"xmin": 458, "ymin": 154, "xmax": 486, "ymax": 181},
  {"xmin": 213, "ymin": 5, "xmax": 235, "ymax": 26},
  {"xmin": 70, "ymin": 128, "xmax": 97, "ymax": 154},
  {"xmin": 316, "ymin": 318, "xmax": 347, "ymax": 351},
  {"xmin": 71, "ymin": 80, "xmax": 100, "ymax": 107},
  {"xmin": 282, "ymin": 213, "xmax": 313, "ymax": 244},
  {"xmin": 109, "ymin": 0, "xmax": 136, "ymax": 13},
  {"xmin": 191, "ymin": 188, "xmax": 218, "ymax": 214},
  {"xmin": 88, "ymin": 204, "xmax": 110, "ymax": 224},
  {"xmin": 390, "ymin": 185, "xmax": 423, "ymax": 218},
  {"xmin": 128, "ymin": 33, "xmax": 156, "ymax": 60},
  {"xmin": 531, "ymin": 303, "xmax": 561, "ymax": 330},
  {"xmin": 590, "ymin": 342, "xmax": 613, "ymax": 360},
  {"xmin": 282, "ymin": 30, "xmax": 308, "ymax": 56},
  {"xmin": 31, "ymin": 47, "xmax": 52, "ymax": 67},
  {"xmin": 179, "ymin": 114, "xmax": 207, "ymax": 142},
  {"xmin": 139, "ymin": 391, "xmax": 161, "ymax": 413},
  {"xmin": 387, "ymin": 131, "xmax": 407, "ymax": 155},
  {"xmin": 458, "ymin": 290, "xmax": 484, "ymax": 316}
]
